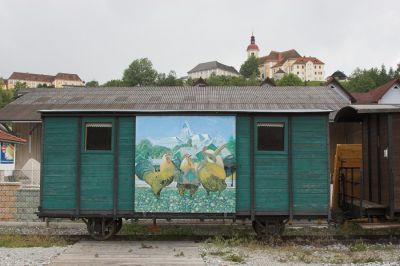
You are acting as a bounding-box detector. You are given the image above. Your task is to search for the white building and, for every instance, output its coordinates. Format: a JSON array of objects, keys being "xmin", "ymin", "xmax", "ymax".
[
  {"xmin": 352, "ymin": 78, "xmax": 400, "ymax": 104},
  {"xmin": 290, "ymin": 57, "xmax": 325, "ymax": 81},
  {"xmin": 187, "ymin": 61, "xmax": 239, "ymax": 79},
  {"xmin": 245, "ymin": 34, "xmax": 325, "ymax": 81}
]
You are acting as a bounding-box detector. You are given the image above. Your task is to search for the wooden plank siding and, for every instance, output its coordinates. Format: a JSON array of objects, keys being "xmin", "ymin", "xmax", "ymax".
[
  {"xmin": 392, "ymin": 114, "xmax": 400, "ymax": 210},
  {"xmin": 42, "ymin": 117, "xmax": 78, "ymax": 209},
  {"xmin": 80, "ymin": 118, "xmax": 115, "ymax": 210},
  {"xmin": 117, "ymin": 117, "xmax": 135, "ymax": 211},
  {"xmin": 292, "ymin": 116, "xmax": 328, "ymax": 212},
  {"xmin": 236, "ymin": 116, "xmax": 251, "ymax": 212},
  {"xmin": 42, "ymin": 114, "xmax": 329, "ymax": 217},
  {"xmin": 254, "ymin": 117, "xmax": 289, "ymax": 212}
]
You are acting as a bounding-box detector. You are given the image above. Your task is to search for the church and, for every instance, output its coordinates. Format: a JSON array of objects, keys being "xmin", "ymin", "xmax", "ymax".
[{"xmin": 247, "ymin": 34, "xmax": 325, "ymax": 82}]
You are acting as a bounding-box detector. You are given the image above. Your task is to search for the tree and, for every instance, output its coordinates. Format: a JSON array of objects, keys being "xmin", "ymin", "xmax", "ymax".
[
  {"xmin": 102, "ymin": 79, "xmax": 126, "ymax": 87},
  {"xmin": 86, "ymin": 80, "xmax": 99, "ymax": 87},
  {"xmin": 276, "ymin": 73, "xmax": 303, "ymax": 86},
  {"xmin": 240, "ymin": 55, "xmax": 260, "ymax": 78},
  {"xmin": 37, "ymin": 83, "xmax": 50, "ymax": 88},
  {"xmin": 206, "ymin": 74, "xmax": 259, "ymax": 86},
  {"xmin": 0, "ymin": 89, "xmax": 15, "ymax": 108},
  {"xmin": 156, "ymin": 71, "xmax": 183, "ymax": 86},
  {"xmin": 395, "ymin": 64, "xmax": 400, "ymax": 79},
  {"xmin": 122, "ymin": 58, "xmax": 158, "ymax": 86},
  {"xmin": 14, "ymin": 81, "xmax": 27, "ymax": 89}
]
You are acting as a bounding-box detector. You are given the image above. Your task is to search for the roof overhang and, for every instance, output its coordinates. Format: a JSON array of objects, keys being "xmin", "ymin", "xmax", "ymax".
[
  {"xmin": 0, "ymin": 120, "xmax": 42, "ymax": 123},
  {"xmin": 39, "ymin": 109, "xmax": 333, "ymax": 115},
  {"xmin": 334, "ymin": 104, "xmax": 400, "ymax": 122}
]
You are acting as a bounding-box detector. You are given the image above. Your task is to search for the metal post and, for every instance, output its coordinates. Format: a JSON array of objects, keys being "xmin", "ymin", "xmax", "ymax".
[
  {"xmin": 113, "ymin": 117, "xmax": 119, "ymax": 217},
  {"xmin": 387, "ymin": 114, "xmax": 394, "ymax": 218},
  {"xmin": 250, "ymin": 116, "xmax": 255, "ymax": 221},
  {"xmin": 288, "ymin": 116, "xmax": 293, "ymax": 221},
  {"xmin": 76, "ymin": 117, "xmax": 82, "ymax": 216}
]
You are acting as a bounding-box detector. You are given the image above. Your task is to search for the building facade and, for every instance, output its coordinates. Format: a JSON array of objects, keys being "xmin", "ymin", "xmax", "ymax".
[
  {"xmin": 187, "ymin": 61, "xmax": 239, "ymax": 79},
  {"xmin": 6, "ymin": 72, "xmax": 84, "ymax": 89},
  {"xmin": 247, "ymin": 34, "xmax": 325, "ymax": 81}
]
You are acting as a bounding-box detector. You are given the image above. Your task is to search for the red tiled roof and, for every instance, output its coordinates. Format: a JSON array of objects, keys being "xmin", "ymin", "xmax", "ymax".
[
  {"xmin": 54, "ymin": 73, "xmax": 82, "ymax": 82},
  {"xmin": 247, "ymin": 43, "xmax": 259, "ymax": 51},
  {"xmin": 293, "ymin": 56, "xmax": 324, "ymax": 65},
  {"xmin": 259, "ymin": 49, "xmax": 301, "ymax": 65},
  {"xmin": 352, "ymin": 78, "xmax": 400, "ymax": 103},
  {"xmin": 8, "ymin": 72, "xmax": 83, "ymax": 83},
  {"xmin": 8, "ymin": 72, "xmax": 54, "ymax": 83},
  {"xmin": 0, "ymin": 130, "xmax": 26, "ymax": 144}
]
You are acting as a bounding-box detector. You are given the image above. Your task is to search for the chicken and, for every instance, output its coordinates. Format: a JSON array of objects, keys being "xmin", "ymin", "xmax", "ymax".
[
  {"xmin": 177, "ymin": 154, "xmax": 199, "ymax": 197},
  {"xmin": 135, "ymin": 153, "xmax": 179, "ymax": 197},
  {"xmin": 197, "ymin": 145, "xmax": 227, "ymax": 195}
]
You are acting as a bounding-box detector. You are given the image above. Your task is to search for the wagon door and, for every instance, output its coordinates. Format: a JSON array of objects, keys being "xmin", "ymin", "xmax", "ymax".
[{"xmin": 253, "ymin": 117, "xmax": 289, "ymax": 214}]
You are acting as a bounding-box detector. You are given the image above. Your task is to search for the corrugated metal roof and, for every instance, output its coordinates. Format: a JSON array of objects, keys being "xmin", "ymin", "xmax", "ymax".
[
  {"xmin": 0, "ymin": 86, "xmax": 351, "ymax": 121},
  {"xmin": 347, "ymin": 104, "xmax": 400, "ymax": 113}
]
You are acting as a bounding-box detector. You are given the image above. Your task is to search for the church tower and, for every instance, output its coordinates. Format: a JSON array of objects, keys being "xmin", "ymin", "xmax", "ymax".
[{"xmin": 247, "ymin": 33, "xmax": 259, "ymax": 58}]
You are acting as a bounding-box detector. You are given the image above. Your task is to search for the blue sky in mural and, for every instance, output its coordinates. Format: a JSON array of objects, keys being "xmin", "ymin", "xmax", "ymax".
[{"xmin": 136, "ymin": 116, "xmax": 235, "ymax": 144}]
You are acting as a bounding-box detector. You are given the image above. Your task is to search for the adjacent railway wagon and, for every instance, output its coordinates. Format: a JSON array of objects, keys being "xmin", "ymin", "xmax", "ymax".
[
  {"xmin": 36, "ymin": 86, "xmax": 349, "ymax": 239},
  {"xmin": 334, "ymin": 105, "xmax": 400, "ymax": 219}
]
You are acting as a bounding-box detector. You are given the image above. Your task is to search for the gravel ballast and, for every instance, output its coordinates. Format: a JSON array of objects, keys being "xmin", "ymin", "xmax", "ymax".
[{"xmin": 0, "ymin": 246, "xmax": 67, "ymax": 266}]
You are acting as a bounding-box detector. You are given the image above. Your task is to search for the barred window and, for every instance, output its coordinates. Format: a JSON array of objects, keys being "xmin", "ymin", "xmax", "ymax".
[
  {"xmin": 257, "ymin": 122, "xmax": 284, "ymax": 151},
  {"xmin": 85, "ymin": 123, "xmax": 112, "ymax": 151}
]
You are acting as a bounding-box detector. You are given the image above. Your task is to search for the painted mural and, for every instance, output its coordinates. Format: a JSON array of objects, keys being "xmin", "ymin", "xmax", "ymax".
[
  {"xmin": 1, "ymin": 143, "xmax": 15, "ymax": 164},
  {"xmin": 134, "ymin": 116, "xmax": 236, "ymax": 213}
]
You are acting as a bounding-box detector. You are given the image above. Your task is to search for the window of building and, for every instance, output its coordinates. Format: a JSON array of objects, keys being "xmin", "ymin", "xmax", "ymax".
[
  {"xmin": 319, "ymin": 66, "xmax": 321, "ymax": 69},
  {"xmin": 297, "ymin": 72, "xmax": 299, "ymax": 74},
  {"xmin": 297, "ymin": 65, "xmax": 299, "ymax": 69},
  {"xmin": 302, "ymin": 65, "xmax": 304, "ymax": 69},
  {"xmin": 257, "ymin": 122, "xmax": 285, "ymax": 151},
  {"xmin": 85, "ymin": 122, "xmax": 112, "ymax": 150},
  {"xmin": 315, "ymin": 72, "xmax": 317, "ymax": 75}
]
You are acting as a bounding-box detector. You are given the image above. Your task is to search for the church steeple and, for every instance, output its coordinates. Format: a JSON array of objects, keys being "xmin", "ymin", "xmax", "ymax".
[{"xmin": 247, "ymin": 33, "xmax": 259, "ymax": 58}]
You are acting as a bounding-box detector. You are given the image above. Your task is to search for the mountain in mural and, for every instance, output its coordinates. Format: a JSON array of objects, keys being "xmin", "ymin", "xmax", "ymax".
[{"xmin": 149, "ymin": 121, "xmax": 214, "ymax": 150}]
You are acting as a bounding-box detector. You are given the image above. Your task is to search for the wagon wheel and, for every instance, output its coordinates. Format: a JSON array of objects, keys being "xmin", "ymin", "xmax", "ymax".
[
  {"xmin": 114, "ymin": 218, "xmax": 123, "ymax": 235},
  {"xmin": 87, "ymin": 218, "xmax": 116, "ymax": 240},
  {"xmin": 252, "ymin": 218, "xmax": 284, "ymax": 236}
]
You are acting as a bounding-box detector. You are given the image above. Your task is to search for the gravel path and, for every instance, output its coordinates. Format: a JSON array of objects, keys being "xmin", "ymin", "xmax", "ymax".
[{"xmin": 0, "ymin": 246, "xmax": 67, "ymax": 266}]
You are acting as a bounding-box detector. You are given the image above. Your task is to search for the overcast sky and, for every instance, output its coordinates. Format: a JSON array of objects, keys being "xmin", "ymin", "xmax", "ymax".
[{"xmin": 1, "ymin": 0, "xmax": 399, "ymax": 83}]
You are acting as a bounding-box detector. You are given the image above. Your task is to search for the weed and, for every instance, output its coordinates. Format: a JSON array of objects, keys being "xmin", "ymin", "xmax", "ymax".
[
  {"xmin": 328, "ymin": 254, "xmax": 344, "ymax": 264},
  {"xmin": 94, "ymin": 253, "xmax": 99, "ymax": 258},
  {"xmin": 140, "ymin": 242, "xmax": 153, "ymax": 249},
  {"xmin": 349, "ymin": 240, "xmax": 367, "ymax": 252},
  {"xmin": 352, "ymin": 256, "xmax": 383, "ymax": 264},
  {"xmin": 128, "ymin": 249, "xmax": 133, "ymax": 253},
  {"xmin": 225, "ymin": 253, "xmax": 246, "ymax": 263},
  {"xmin": 174, "ymin": 251, "xmax": 184, "ymax": 257},
  {"xmin": 209, "ymin": 249, "xmax": 230, "ymax": 256},
  {"xmin": 297, "ymin": 253, "xmax": 313, "ymax": 264}
]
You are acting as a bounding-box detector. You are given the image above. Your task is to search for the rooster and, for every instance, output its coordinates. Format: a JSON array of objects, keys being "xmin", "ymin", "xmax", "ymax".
[{"xmin": 135, "ymin": 153, "xmax": 180, "ymax": 197}]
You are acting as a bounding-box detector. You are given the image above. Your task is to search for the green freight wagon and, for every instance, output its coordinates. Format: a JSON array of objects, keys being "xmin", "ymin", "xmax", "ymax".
[{"xmin": 37, "ymin": 85, "xmax": 348, "ymax": 239}]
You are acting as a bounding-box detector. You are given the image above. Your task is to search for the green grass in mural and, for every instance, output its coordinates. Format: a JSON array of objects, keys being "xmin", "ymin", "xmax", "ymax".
[{"xmin": 135, "ymin": 186, "xmax": 236, "ymax": 213}]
